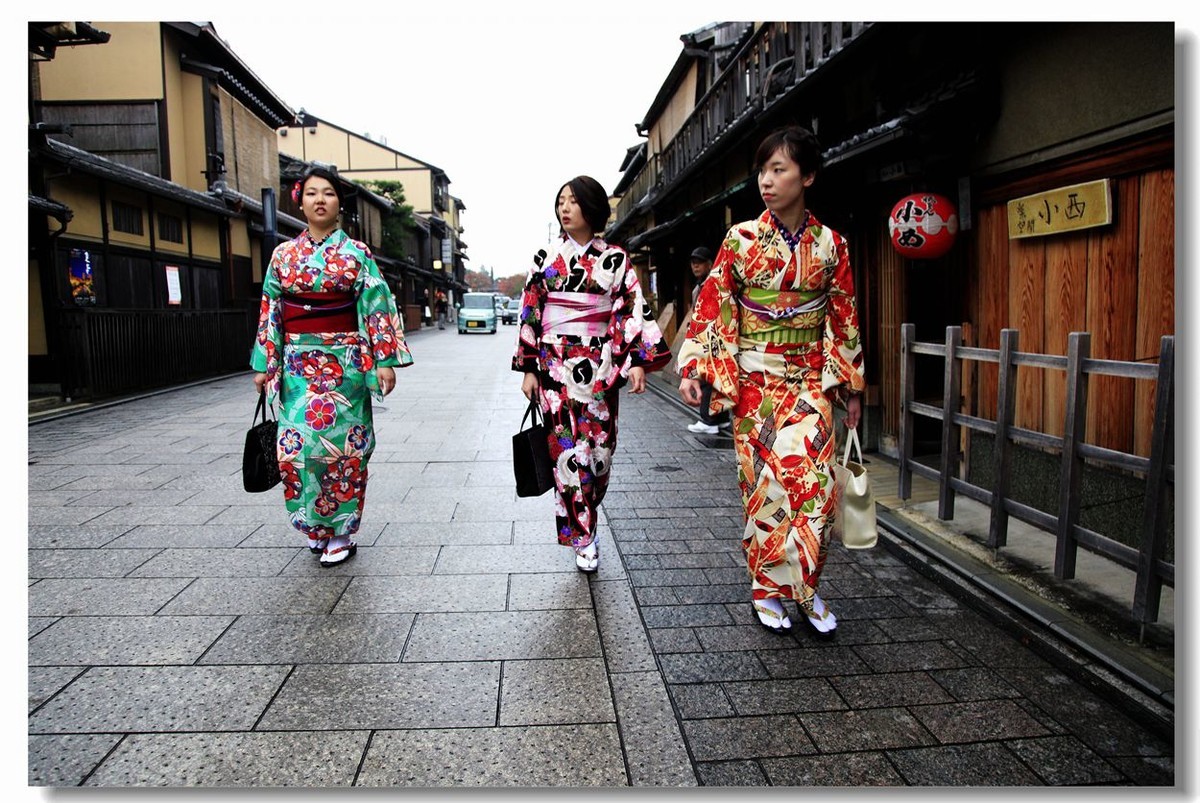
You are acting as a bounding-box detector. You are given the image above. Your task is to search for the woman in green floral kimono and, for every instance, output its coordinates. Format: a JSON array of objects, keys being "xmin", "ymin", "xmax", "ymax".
[{"xmin": 251, "ymin": 166, "xmax": 412, "ymax": 566}]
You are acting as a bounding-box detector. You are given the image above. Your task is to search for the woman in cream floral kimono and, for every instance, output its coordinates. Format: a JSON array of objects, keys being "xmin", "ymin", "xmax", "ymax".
[
  {"xmin": 513, "ymin": 175, "xmax": 670, "ymax": 572},
  {"xmin": 678, "ymin": 127, "xmax": 865, "ymax": 636}
]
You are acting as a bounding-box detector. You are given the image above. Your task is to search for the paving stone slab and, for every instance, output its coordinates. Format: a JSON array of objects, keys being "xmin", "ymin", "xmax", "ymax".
[
  {"xmin": 373, "ymin": 520, "xmax": 514, "ymax": 546},
  {"xmin": 403, "ymin": 609, "xmax": 600, "ymax": 662},
  {"xmin": 236, "ymin": 521, "xmax": 388, "ymax": 548},
  {"xmin": 798, "ymin": 707, "xmax": 937, "ymax": 753},
  {"xmin": 29, "ymin": 507, "xmax": 119, "ymax": 526},
  {"xmin": 498, "ymin": 657, "xmax": 614, "ymax": 726},
  {"xmin": 648, "ymin": 628, "xmax": 703, "ymax": 654},
  {"xmin": 157, "ymin": 576, "xmax": 350, "ymax": 615},
  {"xmin": 1106, "ymin": 755, "xmax": 1175, "ymax": 785},
  {"xmin": 82, "ymin": 730, "xmax": 372, "ymax": 787},
  {"xmin": 356, "ymin": 499, "xmax": 458, "ymax": 522},
  {"xmin": 694, "ymin": 624, "xmax": 804, "ymax": 653},
  {"xmin": 278, "ymin": 545, "xmax": 441, "ymax": 576},
  {"xmin": 452, "ymin": 498, "xmax": 556, "ymax": 522},
  {"xmin": 104, "ymin": 524, "xmax": 258, "ymax": 549},
  {"xmin": 79, "ymin": 506, "xmax": 229, "ymax": 526},
  {"xmin": 28, "ymin": 525, "xmax": 133, "ymax": 549},
  {"xmin": 1005, "ymin": 735, "xmax": 1128, "ymax": 785},
  {"xmin": 927, "ymin": 666, "xmax": 1024, "ymax": 702},
  {"xmin": 125, "ymin": 547, "xmax": 300, "ymax": 577},
  {"xmin": 334, "ymin": 574, "xmax": 508, "ymax": 613},
  {"xmin": 198, "ymin": 613, "xmax": 415, "ymax": 664},
  {"xmin": 628, "ymin": 568, "xmax": 711, "ymax": 587},
  {"xmin": 760, "ymin": 751, "xmax": 906, "ymax": 786},
  {"xmin": 886, "ymin": 742, "xmax": 1042, "ymax": 785},
  {"xmin": 910, "ymin": 698, "xmax": 1051, "ymax": 743},
  {"xmin": 641, "ymin": 603, "xmax": 735, "ymax": 629},
  {"xmin": 258, "ymin": 662, "xmax": 500, "ymax": 731},
  {"xmin": 633, "ymin": 586, "xmax": 680, "ymax": 606},
  {"xmin": 355, "ymin": 724, "xmax": 626, "ymax": 786},
  {"xmin": 28, "ymin": 665, "xmax": 289, "ymax": 733},
  {"xmin": 722, "ymin": 677, "xmax": 846, "ymax": 716},
  {"xmin": 28, "ymin": 548, "xmax": 162, "ymax": 579},
  {"xmin": 29, "ymin": 666, "xmax": 86, "ymax": 714},
  {"xmin": 695, "ymin": 760, "xmax": 768, "ymax": 786},
  {"xmin": 29, "ymin": 615, "xmax": 233, "ymax": 666},
  {"xmin": 658, "ymin": 651, "xmax": 769, "ymax": 684},
  {"xmin": 591, "ymin": 580, "xmax": 657, "ymax": 673},
  {"xmin": 683, "ymin": 714, "xmax": 813, "ymax": 761},
  {"xmin": 828, "ymin": 671, "xmax": 956, "ymax": 708},
  {"xmin": 669, "ymin": 683, "xmax": 735, "ymax": 719},
  {"xmin": 28, "ymin": 578, "xmax": 193, "ymax": 617},
  {"xmin": 65, "ymin": 490, "xmax": 200, "ymax": 507},
  {"xmin": 675, "ymin": 584, "xmax": 753, "ymax": 605},
  {"xmin": 507, "ymin": 572, "xmax": 593, "ymax": 610},
  {"xmin": 29, "ymin": 617, "xmax": 60, "ymax": 639},
  {"xmin": 757, "ymin": 646, "xmax": 873, "ymax": 679},
  {"xmin": 29, "ymin": 733, "xmax": 124, "ymax": 787},
  {"xmin": 611, "ymin": 671, "xmax": 697, "ymax": 786},
  {"xmin": 851, "ymin": 640, "xmax": 974, "ymax": 673},
  {"xmin": 434, "ymin": 544, "xmax": 572, "ymax": 574}
]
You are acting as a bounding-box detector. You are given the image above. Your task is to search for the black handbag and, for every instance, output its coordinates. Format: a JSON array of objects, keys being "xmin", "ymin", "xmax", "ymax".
[
  {"xmin": 242, "ymin": 389, "xmax": 281, "ymax": 493},
  {"xmin": 512, "ymin": 396, "xmax": 555, "ymax": 498}
]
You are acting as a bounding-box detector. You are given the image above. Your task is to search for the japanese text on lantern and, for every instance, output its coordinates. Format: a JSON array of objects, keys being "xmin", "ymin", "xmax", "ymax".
[{"xmin": 1007, "ymin": 179, "xmax": 1112, "ymax": 239}]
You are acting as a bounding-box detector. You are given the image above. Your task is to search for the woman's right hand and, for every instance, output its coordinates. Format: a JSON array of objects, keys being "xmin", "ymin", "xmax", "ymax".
[
  {"xmin": 253, "ymin": 372, "xmax": 267, "ymax": 393},
  {"xmin": 521, "ymin": 372, "xmax": 539, "ymax": 401},
  {"xmin": 679, "ymin": 377, "xmax": 703, "ymax": 406}
]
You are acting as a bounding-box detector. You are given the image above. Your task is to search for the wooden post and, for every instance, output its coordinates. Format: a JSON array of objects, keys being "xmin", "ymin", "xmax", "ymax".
[
  {"xmin": 988, "ymin": 329, "xmax": 1019, "ymax": 549},
  {"xmin": 938, "ymin": 326, "xmax": 963, "ymax": 520},
  {"xmin": 1132, "ymin": 335, "xmax": 1174, "ymax": 628},
  {"xmin": 1055, "ymin": 332, "xmax": 1090, "ymax": 580},
  {"xmin": 898, "ymin": 323, "xmax": 916, "ymax": 500}
]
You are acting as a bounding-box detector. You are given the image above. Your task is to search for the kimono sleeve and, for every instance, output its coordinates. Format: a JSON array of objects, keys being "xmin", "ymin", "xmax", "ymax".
[
  {"xmin": 676, "ymin": 226, "xmax": 741, "ymax": 414},
  {"xmin": 821, "ymin": 231, "xmax": 866, "ymax": 403},
  {"xmin": 511, "ymin": 246, "xmax": 550, "ymax": 374},
  {"xmin": 605, "ymin": 249, "xmax": 671, "ymax": 388},
  {"xmin": 357, "ymin": 246, "xmax": 413, "ymax": 372},
  {"xmin": 249, "ymin": 244, "xmax": 285, "ymax": 405}
]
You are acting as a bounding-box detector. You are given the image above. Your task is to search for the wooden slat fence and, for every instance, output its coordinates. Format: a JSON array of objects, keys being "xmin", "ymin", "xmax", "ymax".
[{"xmin": 898, "ymin": 323, "xmax": 1174, "ymax": 631}]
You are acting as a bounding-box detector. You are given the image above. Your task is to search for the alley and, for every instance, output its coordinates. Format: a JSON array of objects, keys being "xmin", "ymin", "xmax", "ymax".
[{"xmin": 27, "ymin": 326, "xmax": 1173, "ymax": 787}]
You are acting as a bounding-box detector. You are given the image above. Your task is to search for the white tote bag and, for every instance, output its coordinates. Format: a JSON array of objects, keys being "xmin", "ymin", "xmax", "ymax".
[{"xmin": 831, "ymin": 427, "xmax": 877, "ymax": 549}]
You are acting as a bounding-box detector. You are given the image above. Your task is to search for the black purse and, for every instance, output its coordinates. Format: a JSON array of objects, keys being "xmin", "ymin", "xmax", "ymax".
[
  {"xmin": 242, "ymin": 389, "xmax": 281, "ymax": 493},
  {"xmin": 512, "ymin": 396, "xmax": 555, "ymax": 497}
]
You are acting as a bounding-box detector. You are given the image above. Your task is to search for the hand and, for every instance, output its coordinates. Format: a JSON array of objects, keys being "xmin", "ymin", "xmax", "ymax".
[
  {"xmin": 521, "ymin": 372, "xmax": 539, "ymax": 401},
  {"xmin": 628, "ymin": 366, "xmax": 646, "ymax": 394},
  {"xmin": 377, "ymin": 366, "xmax": 396, "ymax": 396},
  {"xmin": 679, "ymin": 377, "xmax": 703, "ymax": 406},
  {"xmin": 253, "ymin": 372, "xmax": 267, "ymax": 393},
  {"xmin": 845, "ymin": 393, "xmax": 862, "ymax": 430}
]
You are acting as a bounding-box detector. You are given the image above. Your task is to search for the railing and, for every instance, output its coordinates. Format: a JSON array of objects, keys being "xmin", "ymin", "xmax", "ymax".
[
  {"xmin": 663, "ymin": 23, "xmax": 868, "ymax": 192},
  {"xmin": 898, "ymin": 324, "xmax": 1175, "ymax": 632},
  {"xmin": 613, "ymin": 153, "xmax": 660, "ymax": 229},
  {"xmin": 58, "ymin": 307, "xmax": 258, "ymax": 401}
]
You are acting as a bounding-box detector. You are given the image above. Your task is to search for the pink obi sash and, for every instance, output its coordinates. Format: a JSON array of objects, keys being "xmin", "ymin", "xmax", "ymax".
[{"xmin": 542, "ymin": 292, "xmax": 611, "ymax": 338}]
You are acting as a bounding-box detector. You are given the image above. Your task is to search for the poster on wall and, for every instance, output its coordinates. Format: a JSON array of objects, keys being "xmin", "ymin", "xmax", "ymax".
[
  {"xmin": 68, "ymin": 248, "xmax": 96, "ymax": 306},
  {"xmin": 165, "ymin": 265, "xmax": 182, "ymax": 305}
]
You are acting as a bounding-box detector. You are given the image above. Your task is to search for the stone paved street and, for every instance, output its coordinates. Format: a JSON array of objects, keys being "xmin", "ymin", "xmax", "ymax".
[{"xmin": 25, "ymin": 325, "xmax": 1175, "ymax": 787}]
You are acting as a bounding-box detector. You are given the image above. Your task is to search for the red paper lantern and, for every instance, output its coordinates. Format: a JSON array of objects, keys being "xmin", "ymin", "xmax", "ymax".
[{"xmin": 888, "ymin": 193, "xmax": 959, "ymax": 259}]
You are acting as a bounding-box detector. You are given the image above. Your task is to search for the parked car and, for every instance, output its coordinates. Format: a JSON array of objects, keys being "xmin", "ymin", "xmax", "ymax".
[
  {"xmin": 500, "ymin": 298, "xmax": 520, "ymax": 325},
  {"xmin": 458, "ymin": 292, "xmax": 498, "ymax": 334}
]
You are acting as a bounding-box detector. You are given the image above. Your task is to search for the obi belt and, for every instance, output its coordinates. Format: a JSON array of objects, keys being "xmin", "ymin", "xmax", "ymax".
[
  {"xmin": 543, "ymin": 292, "xmax": 611, "ymax": 338},
  {"xmin": 738, "ymin": 287, "xmax": 826, "ymax": 344},
  {"xmin": 281, "ymin": 291, "xmax": 358, "ymax": 334}
]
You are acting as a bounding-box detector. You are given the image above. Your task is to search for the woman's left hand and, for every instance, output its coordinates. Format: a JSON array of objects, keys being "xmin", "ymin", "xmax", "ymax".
[
  {"xmin": 377, "ymin": 366, "xmax": 396, "ymax": 396},
  {"xmin": 845, "ymin": 393, "xmax": 861, "ymax": 430},
  {"xmin": 628, "ymin": 366, "xmax": 646, "ymax": 394}
]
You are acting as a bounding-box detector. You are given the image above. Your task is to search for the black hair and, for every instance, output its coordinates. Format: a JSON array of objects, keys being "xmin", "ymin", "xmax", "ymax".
[
  {"xmin": 298, "ymin": 165, "xmax": 346, "ymax": 208},
  {"xmin": 556, "ymin": 175, "xmax": 610, "ymax": 235},
  {"xmin": 753, "ymin": 125, "xmax": 823, "ymax": 176}
]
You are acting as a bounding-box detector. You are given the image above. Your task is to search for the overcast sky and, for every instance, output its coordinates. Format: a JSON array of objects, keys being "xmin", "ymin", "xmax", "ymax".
[{"xmin": 207, "ymin": 7, "xmax": 725, "ymax": 282}]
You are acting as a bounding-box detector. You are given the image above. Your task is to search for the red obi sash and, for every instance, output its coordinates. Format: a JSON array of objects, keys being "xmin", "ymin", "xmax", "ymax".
[{"xmin": 281, "ymin": 292, "xmax": 358, "ymax": 334}]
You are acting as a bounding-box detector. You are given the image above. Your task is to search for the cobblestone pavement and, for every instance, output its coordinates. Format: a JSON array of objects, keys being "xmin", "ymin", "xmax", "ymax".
[{"xmin": 25, "ymin": 326, "xmax": 1175, "ymax": 787}]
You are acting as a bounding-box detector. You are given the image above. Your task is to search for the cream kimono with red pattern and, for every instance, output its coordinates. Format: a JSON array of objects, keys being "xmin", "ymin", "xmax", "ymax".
[{"xmin": 677, "ymin": 210, "xmax": 865, "ymax": 604}]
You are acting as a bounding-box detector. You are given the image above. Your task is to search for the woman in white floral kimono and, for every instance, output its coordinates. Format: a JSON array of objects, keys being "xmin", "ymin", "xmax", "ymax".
[
  {"xmin": 513, "ymin": 176, "xmax": 671, "ymax": 572},
  {"xmin": 252, "ymin": 166, "xmax": 412, "ymax": 567}
]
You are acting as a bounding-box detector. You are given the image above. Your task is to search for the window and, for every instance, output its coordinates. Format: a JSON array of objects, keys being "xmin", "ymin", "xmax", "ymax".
[
  {"xmin": 111, "ymin": 201, "xmax": 144, "ymax": 235},
  {"xmin": 158, "ymin": 212, "xmax": 183, "ymax": 243}
]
